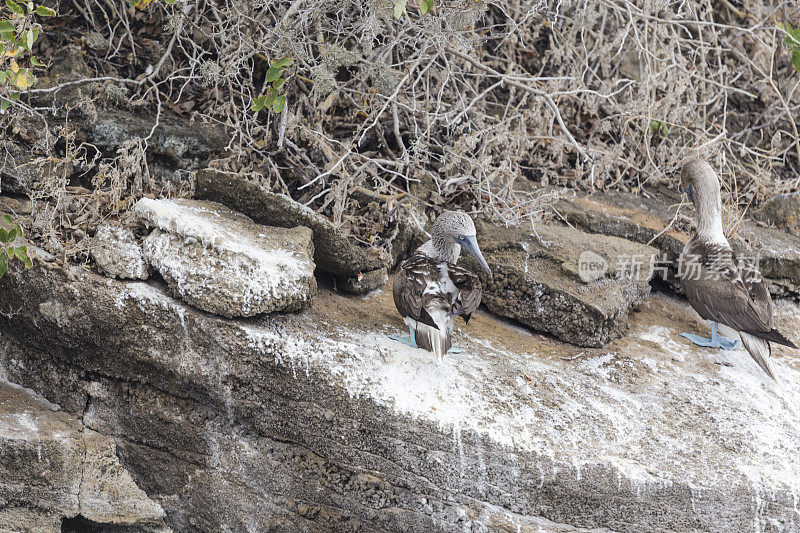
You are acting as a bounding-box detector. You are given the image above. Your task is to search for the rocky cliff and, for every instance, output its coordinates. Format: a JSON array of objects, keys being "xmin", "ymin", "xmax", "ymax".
[{"xmin": 1, "ymin": 251, "xmax": 799, "ymax": 531}]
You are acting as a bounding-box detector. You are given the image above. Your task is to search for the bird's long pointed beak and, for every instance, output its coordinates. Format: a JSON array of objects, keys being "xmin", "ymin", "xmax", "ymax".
[
  {"xmin": 462, "ymin": 235, "xmax": 492, "ymax": 277},
  {"xmin": 685, "ymin": 183, "xmax": 694, "ymax": 204}
]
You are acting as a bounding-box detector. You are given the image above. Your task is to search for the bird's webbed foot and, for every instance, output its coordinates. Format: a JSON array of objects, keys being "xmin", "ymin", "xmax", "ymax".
[
  {"xmin": 388, "ymin": 325, "xmax": 418, "ymax": 348},
  {"xmin": 680, "ymin": 322, "xmax": 741, "ymax": 350}
]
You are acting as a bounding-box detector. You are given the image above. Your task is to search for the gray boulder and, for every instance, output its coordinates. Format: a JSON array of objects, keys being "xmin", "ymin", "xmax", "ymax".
[
  {"xmin": 0, "ymin": 379, "xmax": 168, "ymax": 531},
  {"xmin": 195, "ymin": 169, "xmax": 390, "ymax": 280},
  {"xmin": 754, "ymin": 192, "xmax": 800, "ymax": 235},
  {"xmin": 134, "ymin": 198, "xmax": 316, "ymax": 317},
  {"xmin": 90, "ymin": 222, "xmax": 150, "ymax": 280},
  {"xmin": 463, "ymin": 222, "xmax": 656, "ymax": 347}
]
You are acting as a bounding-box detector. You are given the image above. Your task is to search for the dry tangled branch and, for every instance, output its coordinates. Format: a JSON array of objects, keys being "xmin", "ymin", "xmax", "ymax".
[{"xmin": 1, "ymin": 0, "xmax": 799, "ymax": 259}]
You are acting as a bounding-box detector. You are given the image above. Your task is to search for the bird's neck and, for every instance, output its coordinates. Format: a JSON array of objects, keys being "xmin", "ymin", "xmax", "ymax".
[
  {"xmin": 421, "ymin": 237, "xmax": 459, "ymax": 263},
  {"xmin": 694, "ymin": 182, "xmax": 728, "ymax": 246}
]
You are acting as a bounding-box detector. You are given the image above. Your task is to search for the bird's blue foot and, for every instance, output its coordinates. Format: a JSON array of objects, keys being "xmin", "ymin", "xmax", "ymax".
[
  {"xmin": 681, "ymin": 322, "xmax": 741, "ymax": 350},
  {"xmin": 388, "ymin": 335, "xmax": 419, "ymax": 348},
  {"xmin": 389, "ymin": 325, "xmax": 418, "ymax": 348},
  {"xmin": 448, "ymin": 347, "xmax": 464, "ymax": 354}
]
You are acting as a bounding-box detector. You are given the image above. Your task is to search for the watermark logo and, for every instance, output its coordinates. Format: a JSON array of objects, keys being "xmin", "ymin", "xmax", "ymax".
[
  {"xmin": 576, "ymin": 250, "xmax": 763, "ymax": 282},
  {"xmin": 578, "ymin": 250, "xmax": 608, "ymax": 283}
]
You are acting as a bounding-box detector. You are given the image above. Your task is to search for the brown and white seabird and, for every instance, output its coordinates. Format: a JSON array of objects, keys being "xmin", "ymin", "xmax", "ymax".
[
  {"xmin": 678, "ymin": 159, "xmax": 796, "ymax": 380},
  {"xmin": 390, "ymin": 210, "xmax": 492, "ymax": 360}
]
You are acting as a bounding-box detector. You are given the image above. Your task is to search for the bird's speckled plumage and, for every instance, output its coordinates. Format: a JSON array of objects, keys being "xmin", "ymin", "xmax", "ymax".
[
  {"xmin": 393, "ymin": 211, "xmax": 489, "ymax": 360},
  {"xmin": 679, "ymin": 159, "xmax": 796, "ymax": 379}
]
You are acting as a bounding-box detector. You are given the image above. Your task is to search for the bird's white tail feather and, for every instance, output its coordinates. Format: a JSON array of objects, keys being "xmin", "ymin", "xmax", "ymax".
[
  {"xmin": 414, "ymin": 323, "xmax": 451, "ymax": 361},
  {"xmin": 739, "ymin": 331, "xmax": 777, "ymax": 381},
  {"xmin": 415, "ymin": 307, "xmax": 452, "ymax": 361}
]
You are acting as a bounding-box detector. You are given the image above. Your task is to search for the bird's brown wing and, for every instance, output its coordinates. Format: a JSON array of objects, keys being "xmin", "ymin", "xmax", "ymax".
[
  {"xmin": 448, "ymin": 263, "xmax": 482, "ymax": 324},
  {"xmin": 680, "ymin": 240, "xmax": 773, "ymax": 335},
  {"xmin": 393, "ymin": 252, "xmax": 442, "ymax": 329}
]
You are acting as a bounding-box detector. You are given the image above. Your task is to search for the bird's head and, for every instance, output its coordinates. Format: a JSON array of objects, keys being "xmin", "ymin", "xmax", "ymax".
[
  {"xmin": 432, "ymin": 211, "xmax": 492, "ymax": 277},
  {"xmin": 680, "ymin": 158, "xmax": 720, "ymax": 207}
]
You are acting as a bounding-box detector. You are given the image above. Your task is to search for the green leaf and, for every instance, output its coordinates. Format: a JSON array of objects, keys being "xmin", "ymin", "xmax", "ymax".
[
  {"xmin": 649, "ymin": 119, "xmax": 669, "ymax": 138},
  {"xmin": 10, "ymin": 91, "xmax": 20, "ymax": 100},
  {"xmin": 34, "ymin": 4, "xmax": 55, "ymax": 15},
  {"xmin": 0, "ymin": 20, "xmax": 14, "ymax": 41},
  {"xmin": 6, "ymin": 227, "xmax": 17, "ymax": 242},
  {"xmin": 272, "ymin": 94, "xmax": 286, "ymax": 113},
  {"xmin": 265, "ymin": 66, "xmax": 282, "ymax": 83},
  {"xmin": 6, "ymin": 0, "xmax": 24, "ymax": 14},
  {"xmin": 793, "ymin": 50, "xmax": 800, "ymax": 74},
  {"xmin": 128, "ymin": 0, "xmax": 141, "ymax": 7},
  {"xmin": 0, "ymin": 251, "xmax": 7, "ymax": 279},
  {"xmin": 13, "ymin": 245, "xmax": 28, "ymax": 263},
  {"xmin": 782, "ymin": 22, "xmax": 800, "ymax": 48},
  {"xmin": 272, "ymin": 77, "xmax": 285, "ymax": 89},
  {"xmin": 265, "ymin": 87, "xmax": 277, "ymax": 107},
  {"xmin": 393, "ymin": 0, "xmax": 407, "ymax": 18},
  {"xmin": 25, "ymin": 27, "xmax": 34, "ymax": 50},
  {"xmin": 0, "ymin": 228, "xmax": 6, "ymax": 242},
  {"xmin": 2, "ymin": 214, "xmax": 12, "ymax": 225},
  {"xmin": 30, "ymin": 55, "xmax": 45, "ymax": 66},
  {"xmin": 164, "ymin": 0, "xmax": 176, "ymax": 3},
  {"xmin": 0, "ymin": 100, "xmax": 8, "ymax": 112},
  {"xmin": 251, "ymin": 94, "xmax": 266, "ymax": 112},
  {"xmin": 418, "ymin": 0, "xmax": 434, "ymax": 15},
  {"xmin": 270, "ymin": 56, "xmax": 293, "ymax": 68}
]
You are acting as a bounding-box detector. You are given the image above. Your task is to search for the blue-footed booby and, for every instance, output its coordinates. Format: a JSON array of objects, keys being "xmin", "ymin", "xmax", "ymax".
[
  {"xmin": 390, "ymin": 210, "xmax": 492, "ymax": 360},
  {"xmin": 678, "ymin": 159, "xmax": 796, "ymax": 380}
]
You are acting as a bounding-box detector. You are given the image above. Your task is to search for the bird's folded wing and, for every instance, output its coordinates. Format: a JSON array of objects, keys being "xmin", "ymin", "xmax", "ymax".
[
  {"xmin": 682, "ymin": 244, "xmax": 772, "ymax": 334},
  {"xmin": 392, "ymin": 253, "xmax": 442, "ymax": 329},
  {"xmin": 449, "ymin": 263, "xmax": 482, "ymax": 321}
]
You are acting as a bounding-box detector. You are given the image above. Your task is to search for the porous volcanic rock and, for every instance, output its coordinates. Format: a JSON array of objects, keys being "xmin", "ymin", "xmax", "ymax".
[
  {"xmin": 462, "ymin": 222, "xmax": 657, "ymax": 347},
  {"xmin": 195, "ymin": 169, "xmax": 389, "ymax": 280},
  {"xmin": 90, "ymin": 222, "xmax": 150, "ymax": 280},
  {"xmin": 134, "ymin": 197, "xmax": 316, "ymax": 317}
]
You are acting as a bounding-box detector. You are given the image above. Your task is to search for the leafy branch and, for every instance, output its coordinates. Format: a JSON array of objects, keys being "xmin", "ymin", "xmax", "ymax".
[
  {"xmin": 0, "ymin": 0, "xmax": 54, "ymax": 111},
  {"xmin": 252, "ymin": 56, "xmax": 292, "ymax": 114},
  {"xmin": 779, "ymin": 21, "xmax": 800, "ymax": 74},
  {"xmin": 0, "ymin": 214, "xmax": 32, "ymax": 279},
  {"xmin": 649, "ymin": 120, "xmax": 669, "ymax": 138}
]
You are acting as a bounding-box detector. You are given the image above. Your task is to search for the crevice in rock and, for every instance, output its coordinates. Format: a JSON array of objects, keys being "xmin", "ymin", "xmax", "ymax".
[
  {"xmin": 77, "ymin": 427, "xmax": 87, "ymax": 517},
  {"xmin": 61, "ymin": 514, "xmax": 145, "ymax": 533}
]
